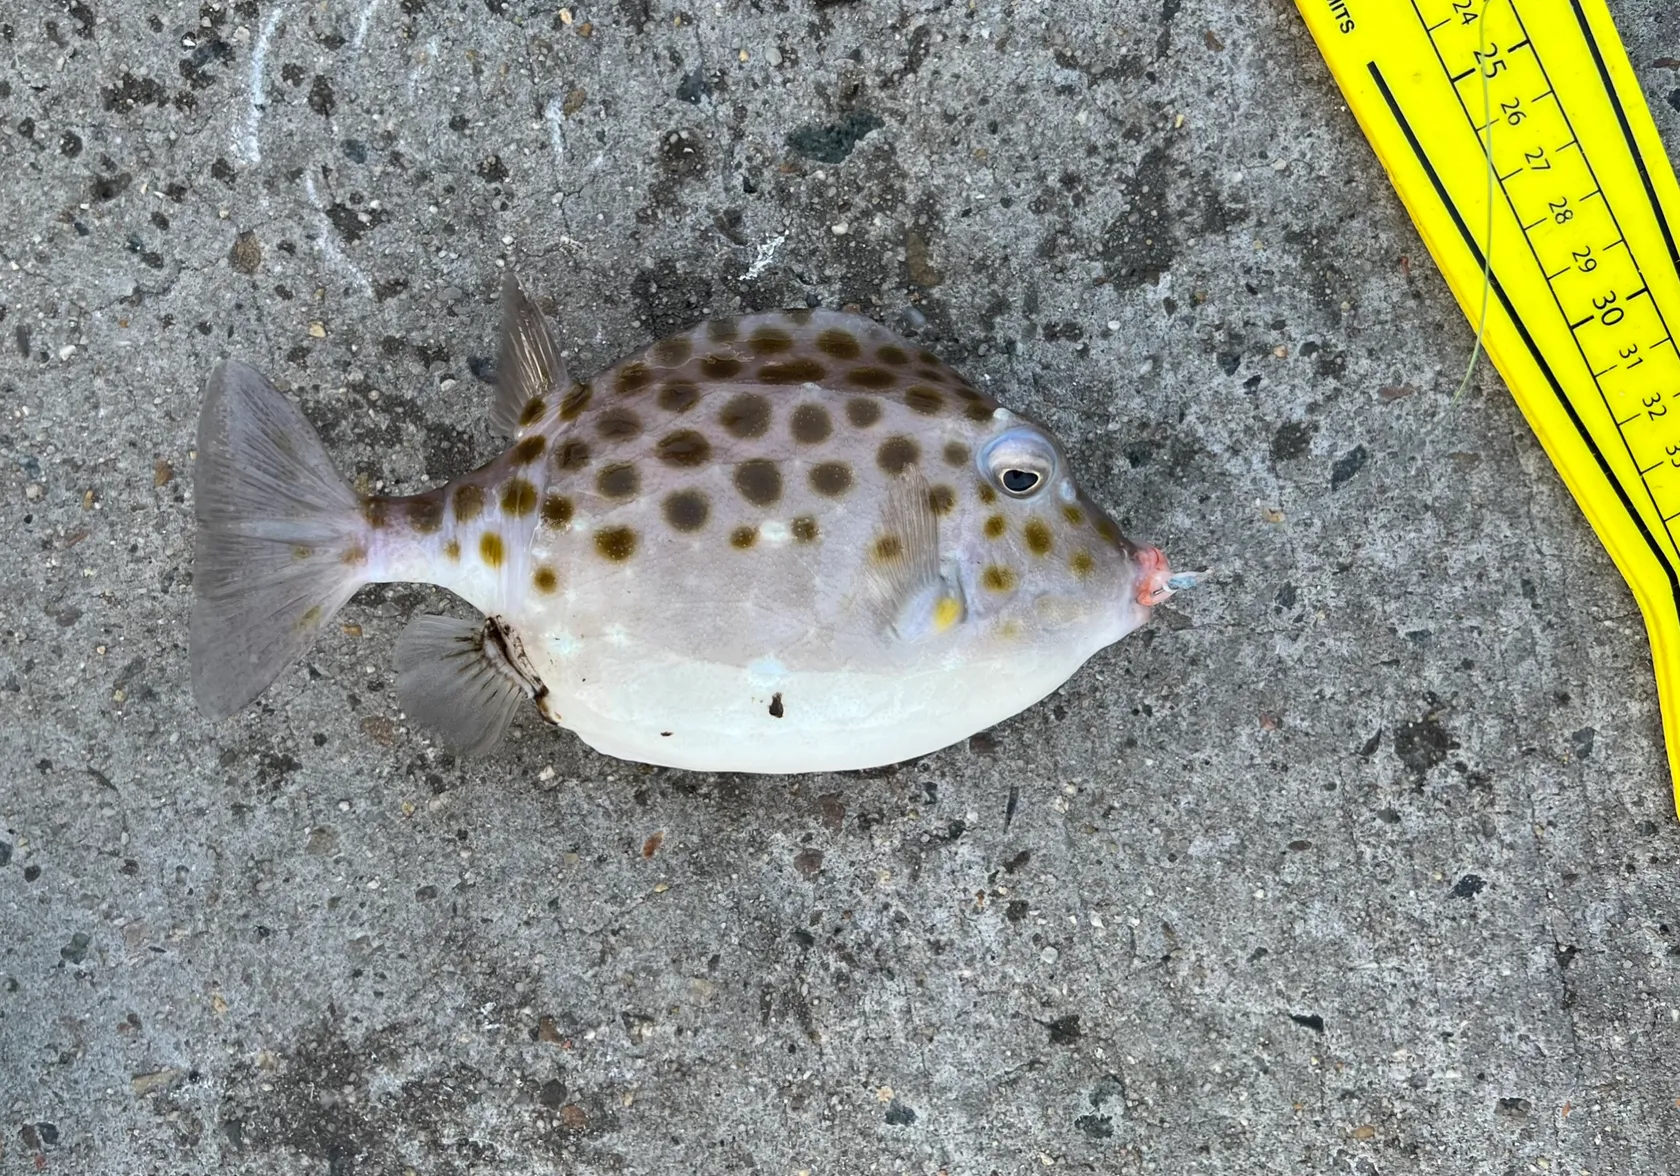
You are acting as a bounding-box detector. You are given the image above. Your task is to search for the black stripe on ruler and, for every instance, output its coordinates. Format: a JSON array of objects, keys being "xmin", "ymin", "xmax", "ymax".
[
  {"xmin": 1571, "ymin": 0, "xmax": 1680, "ymax": 270},
  {"xmin": 1366, "ymin": 61, "xmax": 1680, "ymax": 605}
]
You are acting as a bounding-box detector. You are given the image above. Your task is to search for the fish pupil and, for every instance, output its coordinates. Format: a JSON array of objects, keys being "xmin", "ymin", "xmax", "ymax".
[{"xmin": 1001, "ymin": 469, "xmax": 1040, "ymax": 494}]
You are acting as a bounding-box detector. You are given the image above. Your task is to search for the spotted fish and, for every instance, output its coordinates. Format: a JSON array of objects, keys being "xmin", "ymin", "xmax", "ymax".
[{"xmin": 190, "ymin": 275, "xmax": 1196, "ymax": 772}]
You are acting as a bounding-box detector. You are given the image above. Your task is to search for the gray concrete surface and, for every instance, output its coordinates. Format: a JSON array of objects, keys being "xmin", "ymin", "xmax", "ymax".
[{"xmin": 4, "ymin": 0, "xmax": 1680, "ymax": 1172}]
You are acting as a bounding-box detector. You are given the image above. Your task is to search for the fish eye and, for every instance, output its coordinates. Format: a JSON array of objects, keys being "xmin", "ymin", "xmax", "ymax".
[{"xmin": 980, "ymin": 427, "xmax": 1059, "ymax": 499}]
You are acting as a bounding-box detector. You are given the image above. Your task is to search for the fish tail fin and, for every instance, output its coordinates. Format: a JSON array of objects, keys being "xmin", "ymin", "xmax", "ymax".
[{"xmin": 190, "ymin": 359, "xmax": 368, "ymax": 719}]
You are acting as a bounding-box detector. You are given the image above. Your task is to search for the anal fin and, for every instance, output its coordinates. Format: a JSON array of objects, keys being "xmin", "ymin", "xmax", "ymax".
[{"xmin": 395, "ymin": 614, "xmax": 540, "ymax": 755}]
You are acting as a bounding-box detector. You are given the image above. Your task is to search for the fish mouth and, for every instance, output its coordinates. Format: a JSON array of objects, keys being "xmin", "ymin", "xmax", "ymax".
[{"xmin": 1133, "ymin": 545, "xmax": 1202, "ymax": 607}]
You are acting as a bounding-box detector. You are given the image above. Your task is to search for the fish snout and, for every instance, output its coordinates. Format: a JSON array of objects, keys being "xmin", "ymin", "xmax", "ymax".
[{"xmin": 1133, "ymin": 545, "xmax": 1202, "ymax": 608}]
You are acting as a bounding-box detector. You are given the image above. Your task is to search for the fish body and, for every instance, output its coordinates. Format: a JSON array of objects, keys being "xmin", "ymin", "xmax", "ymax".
[{"xmin": 191, "ymin": 277, "xmax": 1189, "ymax": 772}]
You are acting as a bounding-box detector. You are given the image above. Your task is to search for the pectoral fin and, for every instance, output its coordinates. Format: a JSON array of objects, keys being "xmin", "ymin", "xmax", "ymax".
[
  {"xmin": 395, "ymin": 614, "xmax": 539, "ymax": 755},
  {"xmin": 865, "ymin": 469, "xmax": 967, "ymax": 642},
  {"xmin": 489, "ymin": 273, "xmax": 568, "ymax": 437}
]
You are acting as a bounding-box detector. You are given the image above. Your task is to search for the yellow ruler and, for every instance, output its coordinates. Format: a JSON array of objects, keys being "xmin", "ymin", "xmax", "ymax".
[{"xmin": 1297, "ymin": 0, "xmax": 1680, "ymax": 814}]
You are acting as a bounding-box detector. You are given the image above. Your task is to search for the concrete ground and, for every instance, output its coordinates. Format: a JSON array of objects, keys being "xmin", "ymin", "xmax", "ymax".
[{"xmin": 5, "ymin": 0, "xmax": 1680, "ymax": 1172}]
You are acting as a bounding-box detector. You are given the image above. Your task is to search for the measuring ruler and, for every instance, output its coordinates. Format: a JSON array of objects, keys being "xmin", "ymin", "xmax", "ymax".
[{"xmin": 1297, "ymin": 0, "xmax": 1680, "ymax": 813}]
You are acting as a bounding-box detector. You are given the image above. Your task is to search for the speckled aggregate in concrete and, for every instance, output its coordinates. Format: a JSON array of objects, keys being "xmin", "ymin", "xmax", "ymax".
[{"xmin": 4, "ymin": 1, "xmax": 1680, "ymax": 1173}]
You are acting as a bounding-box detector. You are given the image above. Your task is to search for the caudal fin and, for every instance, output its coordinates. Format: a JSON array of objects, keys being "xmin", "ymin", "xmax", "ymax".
[{"xmin": 190, "ymin": 360, "xmax": 367, "ymax": 719}]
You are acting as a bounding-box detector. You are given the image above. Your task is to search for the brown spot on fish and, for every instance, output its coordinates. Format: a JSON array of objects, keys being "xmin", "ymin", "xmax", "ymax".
[
  {"xmin": 501, "ymin": 478, "xmax": 539, "ymax": 516},
  {"xmin": 361, "ymin": 497, "xmax": 389, "ymax": 528},
  {"xmin": 404, "ymin": 493, "xmax": 444, "ymax": 533},
  {"xmin": 480, "ymin": 532, "xmax": 505, "ymax": 568},
  {"xmin": 1070, "ymin": 549, "xmax": 1094, "ymax": 578},
  {"xmin": 720, "ymin": 392, "xmax": 771, "ymax": 439},
  {"xmin": 652, "ymin": 335, "xmax": 693, "ymax": 366},
  {"xmin": 1023, "ymin": 518, "xmax": 1053, "ymax": 556},
  {"xmin": 519, "ymin": 396, "xmax": 547, "ymax": 427},
  {"xmin": 659, "ymin": 379, "xmax": 700, "ymax": 414},
  {"xmin": 656, "ymin": 429, "xmax": 712, "ymax": 467},
  {"xmin": 965, "ymin": 401, "xmax": 994, "ymax": 422},
  {"xmin": 555, "ymin": 438, "xmax": 592, "ymax": 472},
  {"xmin": 597, "ymin": 462, "xmax": 641, "ymax": 499},
  {"xmin": 760, "ymin": 357, "xmax": 827, "ymax": 385},
  {"xmin": 982, "ymin": 564, "xmax": 1016, "ymax": 592},
  {"xmin": 299, "ymin": 604, "xmax": 323, "ymax": 629},
  {"xmin": 809, "ymin": 461, "xmax": 853, "ymax": 497},
  {"xmin": 532, "ymin": 564, "xmax": 559, "ymax": 593},
  {"xmin": 873, "ymin": 534, "xmax": 904, "ymax": 562},
  {"xmin": 292, "ymin": 545, "xmax": 314, "ymax": 560},
  {"xmin": 512, "ymin": 434, "xmax": 547, "ymax": 464},
  {"xmin": 541, "ymin": 492, "xmax": 574, "ymax": 528},
  {"xmin": 559, "ymin": 381, "xmax": 593, "ymax": 420},
  {"xmin": 916, "ymin": 350, "xmax": 943, "ymax": 368},
  {"xmin": 846, "ymin": 397, "xmax": 881, "ymax": 428},
  {"xmin": 454, "ymin": 483, "xmax": 486, "ymax": 523},
  {"xmin": 444, "ymin": 538, "xmax": 461, "ymax": 561},
  {"xmin": 815, "ymin": 328, "xmax": 861, "ymax": 359},
  {"xmin": 790, "ymin": 403, "xmax": 832, "ymax": 444},
  {"xmin": 747, "ymin": 326, "xmax": 794, "ymax": 355},
  {"xmin": 706, "ymin": 318, "xmax": 739, "ymax": 343},
  {"xmin": 904, "ymin": 385, "xmax": 945, "ymax": 415},
  {"xmin": 1062, "ymin": 504, "xmax": 1086, "ymax": 527},
  {"xmin": 943, "ymin": 440, "xmax": 971, "ymax": 467},
  {"xmin": 615, "ymin": 361, "xmax": 653, "ymax": 396},
  {"xmin": 1095, "ymin": 516, "xmax": 1125, "ymax": 550},
  {"xmin": 663, "ymin": 489, "xmax": 709, "ymax": 532},
  {"xmin": 730, "ymin": 524, "xmax": 757, "ymax": 550},
  {"xmin": 701, "ymin": 353, "xmax": 743, "ymax": 379},
  {"xmin": 928, "ymin": 484, "xmax": 956, "ymax": 515},
  {"xmin": 791, "ymin": 515, "xmax": 819, "ymax": 543},
  {"xmin": 983, "ymin": 514, "xmax": 1007, "ymax": 539},
  {"xmin": 847, "ymin": 367, "xmax": 897, "ymax": 390},
  {"xmin": 785, "ymin": 307, "xmax": 813, "ymax": 326},
  {"xmin": 595, "ymin": 526, "xmax": 638, "ymax": 561},
  {"xmin": 877, "ymin": 435, "xmax": 919, "ymax": 474},
  {"xmin": 954, "ymin": 384, "xmax": 985, "ymax": 402},
  {"xmin": 876, "ymin": 343, "xmax": 909, "ymax": 366},
  {"xmin": 340, "ymin": 544, "xmax": 367, "ymax": 566},
  {"xmin": 976, "ymin": 481, "xmax": 997, "ymax": 504},
  {"xmin": 734, "ymin": 458, "xmax": 783, "ymax": 506},
  {"xmin": 596, "ymin": 406, "xmax": 643, "ymax": 443}
]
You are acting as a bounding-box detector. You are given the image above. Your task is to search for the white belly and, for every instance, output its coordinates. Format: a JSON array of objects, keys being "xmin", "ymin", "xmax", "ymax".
[{"xmin": 527, "ymin": 632, "xmax": 1102, "ymax": 773}]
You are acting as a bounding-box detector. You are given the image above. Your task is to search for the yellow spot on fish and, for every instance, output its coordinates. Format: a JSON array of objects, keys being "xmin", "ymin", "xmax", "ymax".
[
  {"xmin": 501, "ymin": 478, "xmax": 538, "ymax": 516},
  {"xmin": 292, "ymin": 545, "xmax": 313, "ymax": 561},
  {"xmin": 983, "ymin": 514, "xmax": 1006, "ymax": 540},
  {"xmin": 298, "ymin": 604, "xmax": 323, "ymax": 629},
  {"xmin": 1062, "ymin": 504, "xmax": 1086, "ymax": 527},
  {"xmin": 444, "ymin": 538, "xmax": 460, "ymax": 561},
  {"xmin": 730, "ymin": 525, "xmax": 757, "ymax": 550},
  {"xmin": 933, "ymin": 595, "xmax": 963, "ymax": 633},
  {"xmin": 595, "ymin": 526, "xmax": 638, "ymax": 561},
  {"xmin": 1023, "ymin": 518, "xmax": 1053, "ymax": 556},
  {"xmin": 480, "ymin": 532, "xmax": 505, "ymax": 568},
  {"xmin": 1070, "ymin": 549, "xmax": 1094, "ymax": 577},
  {"xmin": 982, "ymin": 565, "xmax": 1016, "ymax": 593},
  {"xmin": 873, "ymin": 534, "xmax": 904, "ymax": 562},
  {"xmin": 532, "ymin": 565, "xmax": 558, "ymax": 593},
  {"xmin": 340, "ymin": 545, "xmax": 367, "ymax": 566}
]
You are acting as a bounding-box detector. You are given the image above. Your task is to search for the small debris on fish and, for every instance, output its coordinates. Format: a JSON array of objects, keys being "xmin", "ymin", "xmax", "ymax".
[{"xmin": 190, "ymin": 275, "xmax": 1195, "ymax": 773}]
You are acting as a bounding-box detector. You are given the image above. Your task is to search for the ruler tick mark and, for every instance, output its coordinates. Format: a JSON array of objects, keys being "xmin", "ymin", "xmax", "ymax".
[
  {"xmin": 1628, "ymin": 285, "xmax": 1650, "ymax": 300},
  {"xmin": 1450, "ymin": 67, "xmax": 1475, "ymax": 83},
  {"xmin": 1570, "ymin": 314, "xmax": 1595, "ymax": 329}
]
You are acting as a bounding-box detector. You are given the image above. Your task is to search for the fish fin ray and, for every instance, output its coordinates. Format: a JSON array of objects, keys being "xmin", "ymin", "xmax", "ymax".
[
  {"xmin": 395, "ymin": 615, "xmax": 533, "ymax": 756},
  {"xmin": 864, "ymin": 469, "xmax": 965, "ymax": 640},
  {"xmin": 491, "ymin": 272, "xmax": 568, "ymax": 437},
  {"xmin": 190, "ymin": 360, "xmax": 366, "ymax": 719}
]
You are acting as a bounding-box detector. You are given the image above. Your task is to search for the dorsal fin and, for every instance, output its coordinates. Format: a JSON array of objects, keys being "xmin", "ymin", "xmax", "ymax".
[
  {"xmin": 864, "ymin": 468, "xmax": 967, "ymax": 641},
  {"xmin": 489, "ymin": 273, "xmax": 568, "ymax": 437}
]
